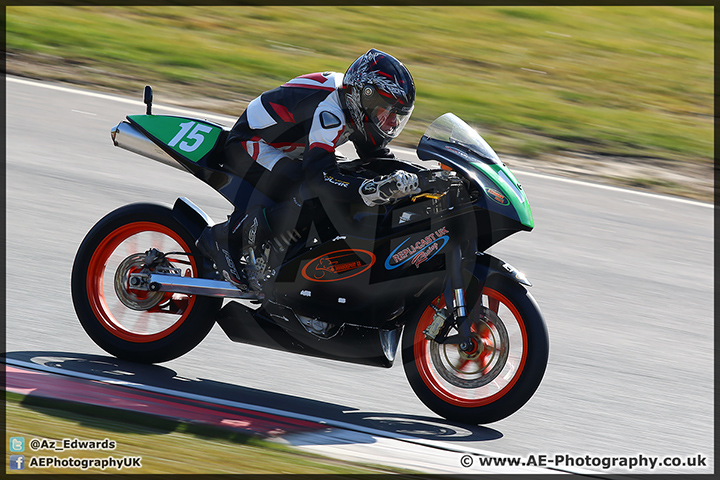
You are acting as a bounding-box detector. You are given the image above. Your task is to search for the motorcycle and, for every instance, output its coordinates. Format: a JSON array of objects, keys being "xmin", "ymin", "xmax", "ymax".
[{"xmin": 71, "ymin": 86, "xmax": 548, "ymax": 424}]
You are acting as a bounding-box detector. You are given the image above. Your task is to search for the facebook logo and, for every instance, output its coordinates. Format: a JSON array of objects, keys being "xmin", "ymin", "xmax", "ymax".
[{"xmin": 9, "ymin": 455, "xmax": 25, "ymax": 470}]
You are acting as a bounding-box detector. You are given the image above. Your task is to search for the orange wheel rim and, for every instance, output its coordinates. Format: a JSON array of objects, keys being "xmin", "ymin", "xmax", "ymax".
[
  {"xmin": 414, "ymin": 287, "xmax": 528, "ymax": 407},
  {"xmin": 85, "ymin": 222, "xmax": 197, "ymax": 343}
]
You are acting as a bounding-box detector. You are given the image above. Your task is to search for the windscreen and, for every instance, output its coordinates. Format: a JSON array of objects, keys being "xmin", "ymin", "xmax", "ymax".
[{"xmin": 423, "ymin": 113, "xmax": 500, "ymax": 163}]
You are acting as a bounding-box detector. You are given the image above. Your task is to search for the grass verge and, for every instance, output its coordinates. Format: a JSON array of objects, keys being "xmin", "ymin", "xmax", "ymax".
[
  {"xmin": 5, "ymin": 392, "xmax": 413, "ymax": 474},
  {"xmin": 6, "ymin": 6, "xmax": 713, "ymax": 165}
]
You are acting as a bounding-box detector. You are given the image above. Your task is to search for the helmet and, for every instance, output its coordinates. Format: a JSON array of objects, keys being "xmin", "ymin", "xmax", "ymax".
[{"xmin": 341, "ymin": 49, "xmax": 415, "ymax": 147}]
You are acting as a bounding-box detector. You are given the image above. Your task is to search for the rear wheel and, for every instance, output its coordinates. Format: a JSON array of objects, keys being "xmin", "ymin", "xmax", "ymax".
[
  {"xmin": 402, "ymin": 275, "xmax": 548, "ymax": 424},
  {"xmin": 71, "ymin": 203, "xmax": 221, "ymax": 363}
]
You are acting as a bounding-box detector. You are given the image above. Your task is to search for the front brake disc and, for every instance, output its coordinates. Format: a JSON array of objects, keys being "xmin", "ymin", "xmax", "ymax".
[{"xmin": 429, "ymin": 307, "xmax": 509, "ymax": 388}]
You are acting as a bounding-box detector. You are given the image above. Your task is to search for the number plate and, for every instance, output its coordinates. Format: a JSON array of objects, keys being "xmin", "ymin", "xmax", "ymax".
[{"xmin": 128, "ymin": 115, "xmax": 222, "ymax": 163}]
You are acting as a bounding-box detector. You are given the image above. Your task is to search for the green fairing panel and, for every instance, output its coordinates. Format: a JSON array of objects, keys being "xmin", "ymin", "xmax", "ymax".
[
  {"xmin": 470, "ymin": 161, "xmax": 535, "ymax": 229},
  {"xmin": 128, "ymin": 115, "xmax": 222, "ymax": 163},
  {"xmin": 421, "ymin": 113, "xmax": 534, "ymax": 230}
]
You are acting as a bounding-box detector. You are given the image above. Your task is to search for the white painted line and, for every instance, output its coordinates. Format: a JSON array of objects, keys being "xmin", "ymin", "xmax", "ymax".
[
  {"xmin": 510, "ymin": 168, "xmax": 714, "ymax": 208},
  {"xmin": 9, "ymin": 75, "xmax": 712, "ymax": 209},
  {"xmin": 279, "ymin": 429, "xmax": 564, "ymax": 474},
  {"xmin": 391, "ymin": 145, "xmax": 714, "ymax": 209},
  {"xmin": 5, "ymin": 357, "xmax": 583, "ymax": 474},
  {"xmin": 7, "ymin": 76, "xmax": 235, "ymax": 125},
  {"xmin": 71, "ymin": 109, "xmax": 98, "ymax": 116}
]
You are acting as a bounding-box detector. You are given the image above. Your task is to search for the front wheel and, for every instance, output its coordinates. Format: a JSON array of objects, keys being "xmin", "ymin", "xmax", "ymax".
[
  {"xmin": 402, "ymin": 275, "xmax": 548, "ymax": 424},
  {"xmin": 71, "ymin": 203, "xmax": 222, "ymax": 364}
]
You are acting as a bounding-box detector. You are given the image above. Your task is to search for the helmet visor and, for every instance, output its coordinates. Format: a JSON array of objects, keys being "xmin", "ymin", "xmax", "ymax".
[{"xmin": 370, "ymin": 104, "xmax": 413, "ymax": 138}]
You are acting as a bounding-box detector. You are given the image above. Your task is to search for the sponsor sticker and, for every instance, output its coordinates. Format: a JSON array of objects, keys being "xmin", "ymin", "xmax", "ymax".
[
  {"xmin": 485, "ymin": 187, "xmax": 510, "ymax": 206},
  {"xmin": 323, "ymin": 172, "xmax": 349, "ymax": 188},
  {"xmin": 301, "ymin": 249, "xmax": 375, "ymax": 282},
  {"xmin": 445, "ymin": 145, "xmax": 469, "ymax": 158},
  {"xmin": 385, "ymin": 227, "xmax": 450, "ymax": 270}
]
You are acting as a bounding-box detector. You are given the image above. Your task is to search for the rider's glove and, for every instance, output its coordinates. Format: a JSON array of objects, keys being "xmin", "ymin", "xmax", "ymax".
[{"xmin": 359, "ymin": 170, "xmax": 421, "ymax": 206}]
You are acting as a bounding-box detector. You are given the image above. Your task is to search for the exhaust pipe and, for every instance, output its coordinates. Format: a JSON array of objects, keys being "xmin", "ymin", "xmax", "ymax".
[{"xmin": 111, "ymin": 121, "xmax": 185, "ymax": 171}]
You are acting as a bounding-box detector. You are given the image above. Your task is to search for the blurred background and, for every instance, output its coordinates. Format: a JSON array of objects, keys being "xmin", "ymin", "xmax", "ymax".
[{"xmin": 6, "ymin": 6, "xmax": 714, "ymax": 200}]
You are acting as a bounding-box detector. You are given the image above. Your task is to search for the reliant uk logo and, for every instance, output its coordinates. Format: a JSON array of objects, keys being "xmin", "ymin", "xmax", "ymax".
[{"xmin": 385, "ymin": 227, "xmax": 449, "ymax": 270}]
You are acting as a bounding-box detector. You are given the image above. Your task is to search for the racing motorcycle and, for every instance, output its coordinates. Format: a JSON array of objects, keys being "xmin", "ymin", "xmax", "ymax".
[{"xmin": 71, "ymin": 86, "xmax": 548, "ymax": 424}]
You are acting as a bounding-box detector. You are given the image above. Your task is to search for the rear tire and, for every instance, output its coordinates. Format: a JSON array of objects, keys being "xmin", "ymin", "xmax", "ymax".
[
  {"xmin": 402, "ymin": 275, "xmax": 548, "ymax": 424},
  {"xmin": 71, "ymin": 203, "xmax": 222, "ymax": 364}
]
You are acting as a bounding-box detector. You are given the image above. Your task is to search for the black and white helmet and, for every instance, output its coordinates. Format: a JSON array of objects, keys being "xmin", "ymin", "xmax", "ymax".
[{"xmin": 341, "ymin": 49, "xmax": 415, "ymax": 147}]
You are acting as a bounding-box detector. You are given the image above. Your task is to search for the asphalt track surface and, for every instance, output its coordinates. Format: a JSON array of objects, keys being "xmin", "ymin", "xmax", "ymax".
[{"xmin": 5, "ymin": 76, "xmax": 714, "ymax": 474}]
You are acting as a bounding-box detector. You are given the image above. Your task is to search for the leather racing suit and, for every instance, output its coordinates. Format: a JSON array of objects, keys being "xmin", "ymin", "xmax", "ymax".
[{"xmin": 223, "ymin": 71, "xmax": 396, "ymax": 204}]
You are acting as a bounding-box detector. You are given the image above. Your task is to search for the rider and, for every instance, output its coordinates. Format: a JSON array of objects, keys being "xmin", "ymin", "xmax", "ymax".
[{"xmin": 197, "ymin": 48, "xmax": 420, "ymax": 290}]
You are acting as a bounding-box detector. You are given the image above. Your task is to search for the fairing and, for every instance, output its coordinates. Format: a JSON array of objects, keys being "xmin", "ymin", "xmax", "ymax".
[{"xmin": 418, "ymin": 113, "xmax": 534, "ymax": 230}]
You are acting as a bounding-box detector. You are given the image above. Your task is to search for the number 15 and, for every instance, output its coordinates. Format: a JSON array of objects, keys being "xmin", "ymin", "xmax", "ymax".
[{"xmin": 168, "ymin": 121, "xmax": 212, "ymax": 153}]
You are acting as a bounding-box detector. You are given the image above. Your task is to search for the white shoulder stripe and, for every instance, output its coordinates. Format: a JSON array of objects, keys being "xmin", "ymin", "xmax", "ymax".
[
  {"xmin": 327, "ymin": 72, "xmax": 344, "ymax": 88},
  {"xmin": 309, "ymin": 90, "xmax": 349, "ymax": 148},
  {"xmin": 246, "ymin": 96, "xmax": 277, "ymax": 129}
]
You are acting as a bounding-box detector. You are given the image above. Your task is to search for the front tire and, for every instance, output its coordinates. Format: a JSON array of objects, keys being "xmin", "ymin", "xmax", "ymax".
[
  {"xmin": 402, "ymin": 275, "xmax": 549, "ymax": 424},
  {"xmin": 71, "ymin": 203, "xmax": 222, "ymax": 364}
]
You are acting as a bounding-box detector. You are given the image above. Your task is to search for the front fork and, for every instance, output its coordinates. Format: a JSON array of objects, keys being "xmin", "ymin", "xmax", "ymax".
[{"xmin": 424, "ymin": 244, "xmax": 476, "ymax": 351}]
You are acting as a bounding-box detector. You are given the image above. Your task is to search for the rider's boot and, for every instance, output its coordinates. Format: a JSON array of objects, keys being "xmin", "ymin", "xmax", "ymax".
[
  {"xmin": 238, "ymin": 206, "xmax": 274, "ymax": 292},
  {"xmin": 195, "ymin": 210, "xmax": 247, "ymax": 289},
  {"xmin": 205, "ymin": 198, "xmax": 301, "ymax": 292},
  {"xmin": 261, "ymin": 199, "xmax": 304, "ymax": 271}
]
